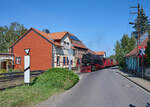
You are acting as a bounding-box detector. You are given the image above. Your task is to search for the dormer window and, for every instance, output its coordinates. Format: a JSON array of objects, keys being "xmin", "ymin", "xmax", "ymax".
[
  {"xmin": 67, "ymin": 42, "xmax": 69, "ymax": 46},
  {"xmin": 64, "ymin": 41, "xmax": 66, "ymax": 45}
]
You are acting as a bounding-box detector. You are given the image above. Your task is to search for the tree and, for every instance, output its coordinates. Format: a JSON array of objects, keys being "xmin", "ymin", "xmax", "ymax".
[
  {"xmin": 109, "ymin": 54, "xmax": 116, "ymax": 60},
  {"xmin": 114, "ymin": 40, "xmax": 122, "ymax": 62},
  {"xmin": 145, "ymin": 30, "xmax": 150, "ymax": 66},
  {"xmin": 114, "ymin": 34, "xmax": 136, "ymax": 68},
  {"xmin": 0, "ymin": 22, "xmax": 27, "ymax": 53},
  {"xmin": 133, "ymin": 6, "xmax": 149, "ymax": 37},
  {"xmin": 129, "ymin": 36, "xmax": 136, "ymax": 51},
  {"xmin": 121, "ymin": 34, "xmax": 130, "ymax": 55}
]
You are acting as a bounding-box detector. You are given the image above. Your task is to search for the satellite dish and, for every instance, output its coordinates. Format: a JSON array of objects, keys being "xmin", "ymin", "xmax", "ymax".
[{"xmin": 43, "ymin": 29, "xmax": 50, "ymax": 33}]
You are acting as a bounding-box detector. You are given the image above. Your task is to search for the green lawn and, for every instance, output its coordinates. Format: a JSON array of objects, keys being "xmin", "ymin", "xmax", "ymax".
[{"xmin": 0, "ymin": 68, "xmax": 79, "ymax": 107}]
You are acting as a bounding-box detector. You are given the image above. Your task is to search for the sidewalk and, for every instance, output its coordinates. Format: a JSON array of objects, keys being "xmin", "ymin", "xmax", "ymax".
[{"xmin": 116, "ymin": 70, "xmax": 150, "ymax": 93}]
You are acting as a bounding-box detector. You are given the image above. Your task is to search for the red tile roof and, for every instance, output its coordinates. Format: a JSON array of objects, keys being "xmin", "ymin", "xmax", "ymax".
[
  {"xmin": 87, "ymin": 49, "xmax": 96, "ymax": 54},
  {"xmin": 72, "ymin": 40, "xmax": 87, "ymax": 49},
  {"xmin": 10, "ymin": 28, "xmax": 87, "ymax": 49},
  {"xmin": 95, "ymin": 51, "xmax": 106, "ymax": 56},
  {"xmin": 32, "ymin": 28, "xmax": 54, "ymax": 42},
  {"xmin": 50, "ymin": 32, "xmax": 68, "ymax": 40},
  {"xmin": 10, "ymin": 28, "xmax": 55, "ymax": 48},
  {"xmin": 32, "ymin": 28, "xmax": 62, "ymax": 46},
  {"xmin": 49, "ymin": 31, "xmax": 87, "ymax": 49},
  {"xmin": 126, "ymin": 38, "xmax": 149, "ymax": 57}
]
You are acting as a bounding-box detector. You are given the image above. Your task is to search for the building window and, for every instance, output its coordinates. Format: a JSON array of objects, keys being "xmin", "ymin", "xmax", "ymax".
[
  {"xmin": 57, "ymin": 56, "xmax": 60, "ymax": 66},
  {"xmin": 77, "ymin": 58, "xmax": 80, "ymax": 65},
  {"xmin": 63, "ymin": 57, "xmax": 66, "ymax": 65},
  {"xmin": 67, "ymin": 42, "xmax": 69, "ymax": 46},
  {"xmin": 67, "ymin": 57, "xmax": 69, "ymax": 65},
  {"xmin": 64, "ymin": 41, "xmax": 66, "ymax": 45},
  {"xmin": 15, "ymin": 57, "xmax": 21, "ymax": 64}
]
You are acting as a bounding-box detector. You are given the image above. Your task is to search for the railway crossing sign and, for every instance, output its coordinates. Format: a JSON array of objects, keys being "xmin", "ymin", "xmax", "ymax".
[
  {"xmin": 139, "ymin": 48, "xmax": 145, "ymax": 56},
  {"xmin": 24, "ymin": 49, "xmax": 30, "ymax": 84}
]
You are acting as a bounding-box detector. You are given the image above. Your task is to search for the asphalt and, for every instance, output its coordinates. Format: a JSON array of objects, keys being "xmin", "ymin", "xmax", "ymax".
[{"xmin": 37, "ymin": 68, "xmax": 150, "ymax": 107}]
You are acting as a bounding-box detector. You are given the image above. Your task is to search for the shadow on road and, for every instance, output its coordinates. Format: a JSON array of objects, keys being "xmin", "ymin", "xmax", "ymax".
[
  {"xmin": 146, "ymin": 103, "xmax": 150, "ymax": 107},
  {"xmin": 129, "ymin": 104, "xmax": 136, "ymax": 107},
  {"xmin": 129, "ymin": 103, "xmax": 150, "ymax": 107}
]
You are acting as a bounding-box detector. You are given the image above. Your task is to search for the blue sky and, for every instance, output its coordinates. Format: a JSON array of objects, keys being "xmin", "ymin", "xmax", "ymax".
[{"xmin": 0, "ymin": 0, "xmax": 150, "ymax": 56}]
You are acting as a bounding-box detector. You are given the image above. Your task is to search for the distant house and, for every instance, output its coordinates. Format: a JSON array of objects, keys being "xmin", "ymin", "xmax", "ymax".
[
  {"xmin": 0, "ymin": 53, "xmax": 14, "ymax": 71},
  {"xmin": 125, "ymin": 32, "xmax": 149, "ymax": 74},
  {"xmin": 50, "ymin": 32, "xmax": 87, "ymax": 68},
  {"xmin": 10, "ymin": 28, "xmax": 87, "ymax": 71},
  {"xmin": 95, "ymin": 51, "xmax": 106, "ymax": 58}
]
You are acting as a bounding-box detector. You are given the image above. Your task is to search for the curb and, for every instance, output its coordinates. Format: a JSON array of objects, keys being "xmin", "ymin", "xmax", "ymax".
[{"xmin": 117, "ymin": 72, "xmax": 150, "ymax": 94}]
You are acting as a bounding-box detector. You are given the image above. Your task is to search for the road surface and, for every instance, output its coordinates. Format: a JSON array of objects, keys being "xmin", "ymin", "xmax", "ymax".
[{"xmin": 37, "ymin": 68, "xmax": 150, "ymax": 107}]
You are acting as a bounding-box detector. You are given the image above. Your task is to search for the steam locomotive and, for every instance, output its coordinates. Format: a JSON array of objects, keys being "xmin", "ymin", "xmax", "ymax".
[{"xmin": 80, "ymin": 53, "xmax": 117, "ymax": 72}]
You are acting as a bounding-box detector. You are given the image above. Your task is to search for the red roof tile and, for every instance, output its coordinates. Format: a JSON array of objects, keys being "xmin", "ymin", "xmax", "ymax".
[
  {"xmin": 10, "ymin": 28, "xmax": 87, "ymax": 49},
  {"xmin": 32, "ymin": 28, "xmax": 54, "ymax": 42},
  {"xmin": 72, "ymin": 40, "xmax": 87, "ymax": 49},
  {"xmin": 50, "ymin": 32, "xmax": 68, "ymax": 40},
  {"xmin": 87, "ymin": 49, "xmax": 96, "ymax": 54},
  {"xmin": 95, "ymin": 51, "xmax": 106, "ymax": 56}
]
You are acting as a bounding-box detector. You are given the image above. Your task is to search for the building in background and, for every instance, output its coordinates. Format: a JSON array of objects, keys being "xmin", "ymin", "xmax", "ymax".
[
  {"xmin": 95, "ymin": 51, "xmax": 106, "ymax": 58},
  {"xmin": 10, "ymin": 28, "xmax": 55, "ymax": 71},
  {"xmin": 0, "ymin": 53, "xmax": 14, "ymax": 71},
  {"xmin": 125, "ymin": 32, "xmax": 149, "ymax": 74},
  {"xmin": 50, "ymin": 32, "xmax": 87, "ymax": 68},
  {"xmin": 10, "ymin": 28, "xmax": 88, "ymax": 71}
]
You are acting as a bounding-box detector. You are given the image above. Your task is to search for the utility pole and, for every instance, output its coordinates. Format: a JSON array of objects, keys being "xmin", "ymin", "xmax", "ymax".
[{"xmin": 129, "ymin": 1, "xmax": 141, "ymax": 75}]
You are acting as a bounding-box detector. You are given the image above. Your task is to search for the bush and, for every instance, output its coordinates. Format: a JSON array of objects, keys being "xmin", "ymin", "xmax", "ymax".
[
  {"xmin": 0, "ymin": 69, "xmax": 8, "ymax": 73},
  {"xmin": 33, "ymin": 68, "xmax": 79, "ymax": 90}
]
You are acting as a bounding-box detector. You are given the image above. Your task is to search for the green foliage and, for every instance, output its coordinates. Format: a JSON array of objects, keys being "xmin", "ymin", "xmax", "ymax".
[
  {"xmin": 0, "ymin": 69, "xmax": 8, "ymax": 73},
  {"xmin": 33, "ymin": 68, "xmax": 79, "ymax": 90},
  {"xmin": 0, "ymin": 68, "xmax": 79, "ymax": 107},
  {"xmin": 133, "ymin": 7, "xmax": 149, "ymax": 36},
  {"xmin": 109, "ymin": 54, "xmax": 116, "ymax": 60},
  {"xmin": 114, "ymin": 34, "xmax": 136, "ymax": 68},
  {"xmin": 145, "ymin": 31, "xmax": 150, "ymax": 67},
  {"xmin": 0, "ymin": 22, "xmax": 27, "ymax": 53}
]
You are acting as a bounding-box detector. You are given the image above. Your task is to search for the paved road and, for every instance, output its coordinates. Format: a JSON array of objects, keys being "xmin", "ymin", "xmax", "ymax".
[{"xmin": 37, "ymin": 68, "xmax": 150, "ymax": 107}]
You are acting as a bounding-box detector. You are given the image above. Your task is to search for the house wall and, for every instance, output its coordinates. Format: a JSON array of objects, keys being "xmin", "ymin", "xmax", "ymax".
[
  {"xmin": 53, "ymin": 35, "xmax": 76, "ymax": 68},
  {"xmin": 126, "ymin": 56, "xmax": 141, "ymax": 73},
  {"xmin": 74, "ymin": 48, "xmax": 87, "ymax": 66},
  {"xmin": 12, "ymin": 30, "xmax": 53, "ymax": 71}
]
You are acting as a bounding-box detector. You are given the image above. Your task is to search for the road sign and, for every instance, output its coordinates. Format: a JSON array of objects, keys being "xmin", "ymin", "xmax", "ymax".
[
  {"xmin": 139, "ymin": 48, "xmax": 145, "ymax": 56},
  {"xmin": 24, "ymin": 55, "xmax": 30, "ymax": 84},
  {"xmin": 24, "ymin": 49, "xmax": 30, "ymax": 55}
]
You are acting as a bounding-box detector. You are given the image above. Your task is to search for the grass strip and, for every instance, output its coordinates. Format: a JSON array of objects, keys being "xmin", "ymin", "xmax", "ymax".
[{"xmin": 0, "ymin": 68, "xmax": 79, "ymax": 107}]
